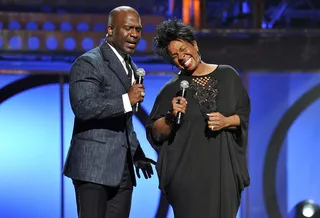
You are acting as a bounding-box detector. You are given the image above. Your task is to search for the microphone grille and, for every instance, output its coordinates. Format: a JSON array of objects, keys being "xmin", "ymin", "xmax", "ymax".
[
  {"xmin": 136, "ymin": 68, "xmax": 146, "ymax": 77},
  {"xmin": 180, "ymin": 80, "xmax": 189, "ymax": 89}
]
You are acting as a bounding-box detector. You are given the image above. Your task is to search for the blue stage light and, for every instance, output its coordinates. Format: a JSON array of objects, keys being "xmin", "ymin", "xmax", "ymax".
[
  {"xmin": 289, "ymin": 200, "xmax": 320, "ymax": 218},
  {"xmin": 136, "ymin": 38, "xmax": 147, "ymax": 51},
  {"xmin": 0, "ymin": 38, "xmax": 3, "ymax": 48},
  {"xmin": 81, "ymin": 38, "xmax": 94, "ymax": 51},
  {"xmin": 46, "ymin": 37, "xmax": 58, "ymax": 50},
  {"xmin": 93, "ymin": 23, "xmax": 106, "ymax": 32},
  {"xmin": 9, "ymin": 36, "xmax": 22, "ymax": 49},
  {"xmin": 28, "ymin": 37, "xmax": 40, "ymax": 50},
  {"xmin": 77, "ymin": 22, "xmax": 89, "ymax": 31},
  {"xmin": 64, "ymin": 37, "xmax": 76, "ymax": 50},
  {"xmin": 8, "ymin": 21, "xmax": 21, "ymax": 30},
  {"xmin": 242, "ymin": 1, "xmax": 250, "ymax": 14},
  {"xmin": 0, "ymin": 22, "xmax": 3, "ymax": 30},
  {"xmin": 60, "ymin": 22, "xmax": 72, "ymax": 32},
  {"xmin": 143, "ymin": 24, "xmax": 155, "ymax": 32},
  {"xmin": 26, "ymin": 21, "xmax": 38, "ymax": 30},
  {"xmin": 43, "ymin": 22, "xmax": 55, "ymax": 31},
  {"xmin": 262, "ymin": 21, "xmax": 268, "ymax": 29}
]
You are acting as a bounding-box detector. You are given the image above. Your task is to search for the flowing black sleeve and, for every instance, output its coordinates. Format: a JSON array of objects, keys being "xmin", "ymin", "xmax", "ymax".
[
  {"xmin": 145, "ymin": 77, "xmax": 179, "ymax": 193},
  {"xmin": 146, "ymin": 95, "xmax": 165, "ymax": 153},
  {"xmin": 145, "ymin": 86, "xmax": 173, "ymax": 153},
  {"xmin": 145, "ymin": 75, "xmax": 179, "ymax": 153},
  {"xmin": 234, "ymin": 73, "xmax": 251, "ymax": 146},
  {"xmin": 232, "ymin": 71, "xmax": 251, "ymax": 188}
]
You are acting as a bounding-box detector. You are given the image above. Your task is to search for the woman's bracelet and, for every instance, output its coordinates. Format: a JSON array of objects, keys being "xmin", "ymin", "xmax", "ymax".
[{"xmin": 164, "ymin": 110, "xmax": 175, "ymax": 126}]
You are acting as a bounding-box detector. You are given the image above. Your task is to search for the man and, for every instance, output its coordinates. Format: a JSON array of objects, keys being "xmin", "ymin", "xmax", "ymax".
[{"xmin": 63, "ymin": 6, "xmax": 155, "ymax": 218}]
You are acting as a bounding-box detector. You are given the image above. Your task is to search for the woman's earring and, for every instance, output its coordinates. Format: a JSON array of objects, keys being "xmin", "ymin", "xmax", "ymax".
[{"xmin": 198, "ymin": 51, "xmax": 202, "ymax": 63}]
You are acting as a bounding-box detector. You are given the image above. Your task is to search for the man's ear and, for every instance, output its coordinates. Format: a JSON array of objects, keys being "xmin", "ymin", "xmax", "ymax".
[{"xmin": 107, "ymin": 25, "xmax": 113, "ymax": 36}]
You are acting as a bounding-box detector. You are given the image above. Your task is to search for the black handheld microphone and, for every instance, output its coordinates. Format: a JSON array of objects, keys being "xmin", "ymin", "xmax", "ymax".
[
  {"xmin": 176, "ymin": 80, "xmax": 189, "ymax": 125},
  {"xmin": 135, "ymin": 68, "xmax": 146, "ymax": 112}
]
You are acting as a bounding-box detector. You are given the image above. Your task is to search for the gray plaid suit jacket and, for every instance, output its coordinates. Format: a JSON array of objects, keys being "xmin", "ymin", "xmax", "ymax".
[{"xmin": 63, "ymin": 40, "xmax": 144, "ymax": 186}]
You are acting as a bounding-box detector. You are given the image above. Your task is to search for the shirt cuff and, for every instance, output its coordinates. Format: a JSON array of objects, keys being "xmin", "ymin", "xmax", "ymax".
[{"xmin": 122, "ymin": 93, "xmax": 132, "ymax": 113}]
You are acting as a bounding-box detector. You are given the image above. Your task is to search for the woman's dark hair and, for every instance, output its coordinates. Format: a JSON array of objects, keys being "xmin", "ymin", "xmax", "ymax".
[{"xmin": 153, "ymin": 18, "xmax": 196, "ymax": 62}]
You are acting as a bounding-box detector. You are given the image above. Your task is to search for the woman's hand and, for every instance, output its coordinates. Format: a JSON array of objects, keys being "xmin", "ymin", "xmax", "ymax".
[
  {"xmin": 151, "ymin": 96, "xmax": 187, "ymax": 142},
  {"xmin": 171, "ymin": 96, "xmax": 188, "ymax": 116},
  {"xmin": 207, "ymin": 112, "xmax": 228, "ymax": 131}
]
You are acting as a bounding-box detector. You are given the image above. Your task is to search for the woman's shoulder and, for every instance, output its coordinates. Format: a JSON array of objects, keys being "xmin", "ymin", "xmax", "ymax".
[
  {"xmin": 157, "ymin": 74, "xmax": 180, "ymax": 95},
  {"xmin": 216, "ymin": 64, "xmax": 239, "ymax": 74},
  {"xmin": 163, "ymin": 74, "xmax": 180, "ymax": 88},
  {"xmin": 215, "ymin": 64, "xmax": 241, "ymax": 79}
]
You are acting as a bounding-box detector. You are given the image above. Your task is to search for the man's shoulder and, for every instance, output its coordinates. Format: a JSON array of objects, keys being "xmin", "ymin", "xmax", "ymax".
[
  {"xmin": 81, "ymin": 46, "xmax": 103, "ymax": 61},
  {"xmin": 73, "ymin": 46, "xmax": 103, "ymax": 66}
]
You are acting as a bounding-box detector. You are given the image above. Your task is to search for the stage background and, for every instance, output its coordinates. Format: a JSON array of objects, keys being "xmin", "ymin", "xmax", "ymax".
[{"xmin": 0, "ymin": 65, "xmax": 320, "ymax": 217}]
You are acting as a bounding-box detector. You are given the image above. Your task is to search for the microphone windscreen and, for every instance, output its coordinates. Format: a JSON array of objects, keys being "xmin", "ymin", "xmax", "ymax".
[
  {"xmin": 136, "ymin": 68, "xmax": 146, "ymax": 77},
  {"xmin": 180, "ymin": 80, "xmax": 189, "ymax": 89}
]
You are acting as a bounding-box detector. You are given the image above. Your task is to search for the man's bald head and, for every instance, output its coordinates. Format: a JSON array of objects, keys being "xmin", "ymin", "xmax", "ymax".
[
  {"xmin": 108, "ymin": 6, "xmax": 139, "ymax": 27},
  {"xmin": 106, "ymin": 6, "xmax": 142, "ymax": 56}
]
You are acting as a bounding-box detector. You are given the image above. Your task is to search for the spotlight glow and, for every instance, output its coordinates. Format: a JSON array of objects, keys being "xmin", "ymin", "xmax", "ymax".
[{"xmin": 302, "ymin": 205, "xmax": 315, "ymax": 217}]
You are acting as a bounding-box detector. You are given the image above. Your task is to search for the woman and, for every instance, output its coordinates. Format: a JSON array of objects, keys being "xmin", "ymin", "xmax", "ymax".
[{"xmin": 146, "ymin": 19, "xmax": 251, "ymax": 218}]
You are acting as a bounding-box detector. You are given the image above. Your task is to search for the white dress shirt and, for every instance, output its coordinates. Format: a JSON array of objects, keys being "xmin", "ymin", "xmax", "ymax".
[{"xmin": 107, "ymin": 43, "xmax": 134, "ymax": 113}]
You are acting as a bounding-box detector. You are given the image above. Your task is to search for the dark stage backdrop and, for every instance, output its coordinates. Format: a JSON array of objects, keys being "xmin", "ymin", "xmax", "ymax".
[
  {"xmin": 0, "ymin": 0, "xmax": 155, "ymax": 10},
  {"xmin": 248, "ymin": 72, "xmax": 320, "ymax": 218},
  {"xmin": 0, "ymin": 61, "xmax": 319, "ymax": 217}
]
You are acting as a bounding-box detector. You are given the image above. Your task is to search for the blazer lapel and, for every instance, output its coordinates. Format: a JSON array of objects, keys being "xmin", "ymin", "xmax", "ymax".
[
  {"xmin": 129, "ymin": 57, "xmax": 138, "ymax": 80},
  {"xmin": 99, "ymin": 41, "xmax": 131, "ymax": 90}
]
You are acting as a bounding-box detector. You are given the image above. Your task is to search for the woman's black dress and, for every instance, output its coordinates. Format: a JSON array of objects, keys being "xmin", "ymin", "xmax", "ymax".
[{"xmin": 146, "ymin": 65, "xmax": 251, "ymax": 218}]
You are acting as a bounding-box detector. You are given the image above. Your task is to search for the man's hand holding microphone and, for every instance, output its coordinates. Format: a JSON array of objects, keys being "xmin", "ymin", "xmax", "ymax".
[{"xmin": 128, "ymin": 68, "xmax": 146, "ymax": 112}]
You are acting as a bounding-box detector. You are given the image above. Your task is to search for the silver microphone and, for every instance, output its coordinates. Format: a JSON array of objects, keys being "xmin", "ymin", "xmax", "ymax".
[
  {"xmin": 176, "ymin": 80, "xmax": 189, "ymax": 125},
  {"xmin": 135, "ymin": 68, "xmax": 146, "ymax": 112}
]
